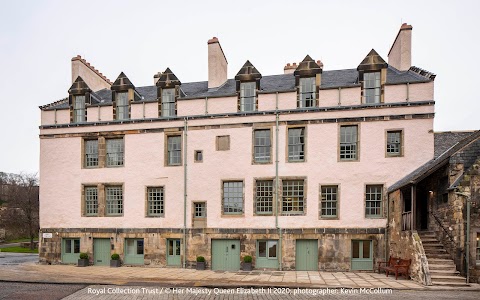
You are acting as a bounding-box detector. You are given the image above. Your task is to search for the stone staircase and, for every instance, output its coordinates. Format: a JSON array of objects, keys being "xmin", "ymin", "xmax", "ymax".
[{"xmin": 418, "ymin": 230, "xmax": 469, "ymax": 286}]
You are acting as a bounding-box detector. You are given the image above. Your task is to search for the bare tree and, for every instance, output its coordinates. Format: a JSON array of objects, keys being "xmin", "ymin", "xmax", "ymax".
[{"xmin": 0, "ymin": 173, "xmax": 39, "ymax": 249}]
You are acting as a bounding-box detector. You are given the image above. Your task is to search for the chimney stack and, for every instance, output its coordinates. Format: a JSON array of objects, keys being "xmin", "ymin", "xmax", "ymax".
[
  {"xmin": 284, "ymin": 62, "xmax": 297, "ymax": 74},
  {"xmin": 388, "ymin": 23, "xmax": 413, "ymax": 71},
  {"xmin": 71, "ymin": 55, "xmax": 112, "ymax": 92},
  {"xmin": 208, "ymin": 37, "xmax": 228, "ymax": 88}
]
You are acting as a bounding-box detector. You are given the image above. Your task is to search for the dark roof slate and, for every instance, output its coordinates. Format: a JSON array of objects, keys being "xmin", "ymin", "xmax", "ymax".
[
  {"xmin": 42, "ymin": 66, "xmax": 433, "ymax": 109},
  {"xmin": 434, "ymin": 131, "xmax": 476, "ymax": 158}
]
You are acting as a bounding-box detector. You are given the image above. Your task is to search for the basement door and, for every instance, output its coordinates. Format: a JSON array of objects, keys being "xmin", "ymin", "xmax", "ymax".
[
  {"xmin": 295, "ymin": 239, "xmax": 318, "ymax": 270},
  {"xmin": 166, "ymin": 239, "xmax": 181, "ymax": 266},
  {"xmin": 93, "ymin": 238, "xmax": 110, "ymax": 266},
  {"xmin": 61, "ymin": 238, "xmax": 80, "ymax": 264},
  {"xmin": 351, "ymin": 240, "xmax": 373, "ymax": 270},
  {"xmin": 211, "ymin": 240, "xmax": 240, "ymax": 271}
]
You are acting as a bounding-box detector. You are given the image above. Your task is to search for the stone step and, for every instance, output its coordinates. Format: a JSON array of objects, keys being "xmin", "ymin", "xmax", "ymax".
[
  {"xmin": 428, "ymin": 264, "xmax": 457, "ymax": 271},
  {"xmin": 423, "ymin": 243, "xmax": 444, "ymax": 248},
  {"xmin": 421, "ymin": 239, "xmax": 440, "ymax": 244},
  {"xmin": 432, "ymin": 281, "xmax": 470, "ymax": 287},
  {"xmin": 429, "ymin": 270, "xmax": 460, "ymax": 276},
  {"xmin": 431, "ymin": 275, "xmax": 467, "ymax": 283},
  {"xmin": 418, "ymin": 230, "xmax": 435, "ymax": 235},
  {"xmin": 426, "ymin": 253, "xmax": 452, "ymax": 259},
  {"xmin": 424, "ymin": 248, "xmax": 448, "ymax": 254},
  {"xmin": 427, "ymin": 258, "xmax": 455, "ymax": 265}
]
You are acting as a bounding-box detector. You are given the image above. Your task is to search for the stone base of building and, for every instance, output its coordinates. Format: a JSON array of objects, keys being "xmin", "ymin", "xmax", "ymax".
[{"xmin": 39, "ymin": 228, "xmax": 385, "ymax": 271}]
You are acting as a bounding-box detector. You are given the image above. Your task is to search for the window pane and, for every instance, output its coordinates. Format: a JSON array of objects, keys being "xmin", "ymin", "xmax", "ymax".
[
  {"xmin": 254, "ymin": 129, "xmax": 271, "ymax": 162},
  {"xmin": 73, "ymin": 95, "xmax": 86, "ymax": 123},
  {"xmin": 352, "ymin": 241, "xmax": 360, "ymax": 258},
  {"xmin": 73, "ymin": 239, "xmax": 80, "ymax": 253},
  {"xmin": 268, "ymin": 241, "xmax": 277, "ymax": 258},
  {"xmin": 167, "ymin": 136, "xmax": 181, "ymax": 165},
  {"xmin": 282, "ymin": 180, "xmax": 304, "ymax": 213},
  {"xmin": 363, "ymin": 72, "xmax": 381, "ymax": 104},
  {"xmin": 223, "ymin": 181, "xmax": 243, "ymax": 214},
  {"xmin": 298, "ymin": 77, "xmax": 315, "ymax": 108},
  {"xmin": 258, "ymin": 241, "xmax": 267, "ymax": 257},
  {"xmin": 85, "ymin": 140, "xmax": 99, "ymax": 167},
  {"xmin": 65, "ymin": 239, "xmax": 72, "ymax": 253},
  {"xmin": 137, "ymin": 240, "xmax": 144, "ymax": 255},
  {"xmin": 162, "ymin": 89, "xmax": 176, "ymax": 117},
  {"xmin": 240, "ymin": 82, "xmax": 256, "ymax": 112},
  {"xmin": 194, "ymin": 202, "xmax": 206, "ymax": 218},
  {"xmin": 321, "ymin": 186, "xmax": 338, "ymax": 217},
  {"xmin": 363, "ymin": 241, "xmax": 371, "ymax": 259},
  {"xmin": 175, "ymin": 240, "xmax": 180, "ymax": 255},
  {"xmin": 106, "ymin": 139, "xmax": 124, "ymax": 167},
  {"xmin": 85, "ymin": 186, "xmax": 98, "ymax": 216},
  {"xmin": 168, "ymin": 240, "xmax": 173, "ymax": 256},
  {"xmin": 288, "ymin": 128, "xmax": 305, "ymax": 161},
  {"xmin": 256, "ymin": 180, "xmax": 273, "ymax": 214},
  {"xmin": 365, "ymin": 185, "xmax": 383, "ymax": 217},
  {"xmin": 106, "ymin": 186, "xmax": 123, "ymax": 215},
  {"xmin": 116, "ymin": 92, "xmax": 129, "ymax": 120},
  {"xmin": 126, "ymin": 239, "xmax": 135, "ymax": 255},
  {"xmin": 340, "ymin": 125, "xmax": 358, "ymax": 160},
  {"xmin": 387, "ymin": 131, "xmax": 402, "ymax": 156},
  {"xmin": 148, "ymin": 187, "xmax": 164, "ymax": 216}
]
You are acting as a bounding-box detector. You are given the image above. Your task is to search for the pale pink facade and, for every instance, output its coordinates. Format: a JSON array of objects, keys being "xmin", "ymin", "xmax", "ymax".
[{"xmin": 39, "ymin": 24, "xmax": 437, "ymax": 271}]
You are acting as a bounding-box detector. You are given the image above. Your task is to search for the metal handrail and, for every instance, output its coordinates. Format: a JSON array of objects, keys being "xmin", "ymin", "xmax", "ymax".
[{"xmin": 430, "ymin": 211, "xmax": 456, "ymax": 248}]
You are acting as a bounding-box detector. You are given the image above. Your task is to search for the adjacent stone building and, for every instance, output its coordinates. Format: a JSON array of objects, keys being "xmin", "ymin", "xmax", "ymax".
[{"xmin": 39, "ymin": 24, "xmax": 439, "ymax": 274}]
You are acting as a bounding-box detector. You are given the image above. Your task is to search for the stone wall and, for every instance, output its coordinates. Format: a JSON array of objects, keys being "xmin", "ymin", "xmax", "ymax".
[{"xmin": 39, "ymin": 227, "xmax": 384, "ymax": 271}]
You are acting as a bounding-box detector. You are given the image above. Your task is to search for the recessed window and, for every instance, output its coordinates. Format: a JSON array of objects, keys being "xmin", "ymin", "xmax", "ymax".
[
  {"xmin": 167, "ymin": 135, "xmax": 182, "ymax": 166},
  {"xmin": 84, "ymin": 186, "xmax": 98, "ymax": 216},
  {"xmin": 162, "ymin": 88, "xmax": 176, "ymax": 117},
  {"xmin": 282, "ymin": 180, "xmax": 304, "ymax": 214},
  {"xmin": 365, "ymin": 185, "xmax": 383, "ymax": 218},
  {"xmin": 147, "ymin": 187, "xmax": 164, "ymax": 217},
  {"xmin": 321, "ymin": 186, "xmax": 338, "ymax": 218},
  {"xmin": 84, "ymin": 140, "xmax": 99, "ymax": 168},
  {"xmin": 116, "ymin": 92, "xmax": 129, "ymax": 120},
  {"xmin": 194, "ymin": 150, "xmax": 203, "ymax": 163},
  {"xmin": 387, "ymin": 130, "xmax": 403, "ymax": 157},
  {"xmin": 73, "ymin": 95, "xmax": 86, "ymax": 123},
  {"xmin": 240, "ymin": 82, "xmax": 256, "ymax": 112},
  {"xmin": 258, "ymin": 240, "xmax": 277, "ymax": 259},
  {"xmin": 106, "ymin": 138, "xmax": 124, "ymax": 167},
  {"xmin": 298, "ymin": 77, "xmax": 316, "ymax": 108},
  {"xmin": 288, "ymin": 128, "xmax": 305, "ymax": 162},
  {"xmin": 194, "ymin": 202, "xmax": 206, "ymax": 218},
  {"xmin": 255, "ymin": 180, "xmax": 273, "ymax": 214},
  {"xmin": 254, "ymin": 129, "xmax": 271, "ymax": 163},
  {"xmin": 340, "ymin": 125, "xmax": 358, "ymax": 161},
  {"xmin": 216, "ymin": 135, "xmax": 230, "ymax": 151},
  {"xmin": 223, "ymin": 181, "xmax": 243, "ymax": 215},
  {"xmin": 363, "ymin": 72, "xmax": 381, "ymax": 104},
  {"xmin": 106, "ymin": 186, "xmax": 123, "ymax": 216}
]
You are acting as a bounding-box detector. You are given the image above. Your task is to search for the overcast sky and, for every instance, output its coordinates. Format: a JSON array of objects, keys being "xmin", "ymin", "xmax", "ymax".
[{"xmin": 0, "ymin": 0, "xmax": 479, "ymax": 174}]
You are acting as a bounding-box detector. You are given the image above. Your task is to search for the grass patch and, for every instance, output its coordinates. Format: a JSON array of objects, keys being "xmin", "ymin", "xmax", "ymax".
[
  {"xmin": 0, "ymin": 246, "xmax": 38, "ymax": 253},
  {"xmin": 6, "ymin": 238, "xmax": 39, "ymax": 243}
]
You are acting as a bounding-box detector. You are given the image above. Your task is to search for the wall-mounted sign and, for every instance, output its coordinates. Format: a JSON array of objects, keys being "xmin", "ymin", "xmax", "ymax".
[{"xmin": 42, "ymin": 233, "xmax": 53, "ymax": 239}]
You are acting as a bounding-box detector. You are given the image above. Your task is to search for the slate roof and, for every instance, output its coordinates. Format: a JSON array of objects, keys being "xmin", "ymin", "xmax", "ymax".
[
  {"xmin": 388, "ymin": 131, "xmax": 480, "ymax": 192},
  {"xmin": 434, "ymin": 131, "xmax": 476, "ymax": 158},
  {"xmin": 41, "ymin": 65, "xmax": 433, "ymax": 110}
]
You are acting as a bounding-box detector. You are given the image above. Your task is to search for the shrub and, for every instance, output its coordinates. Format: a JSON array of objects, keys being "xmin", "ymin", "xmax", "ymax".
[
  {"xmin": 111, "ymin": 253, "xmax": 120, "ymax": 260},
  {"xmin": 196, "ymin": 256, "xmax": 205, "ymax": 262},
  {"xmin": 79, "ymin": 253, "xmax": 89, "ymax": 260},
  {"xmin": 243, "ymin": 255, "xmax": 252, "ymax": 263}
]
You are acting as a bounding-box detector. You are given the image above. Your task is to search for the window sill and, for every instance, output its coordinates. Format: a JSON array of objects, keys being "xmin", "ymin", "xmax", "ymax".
[
  {"xmin": 165, "ymin": 164, "xmax": 183, "ymax": 167},
  {"xmin": 281, "ymin": 213, "xmax": 305, "ymax": 216},
  {"xmin": 253, "ymin": 161, "xmax": 273, "ymax": 165},
  {"xmin": 145, "ymin": 215, "xmax": 165, "ymax": 218},
  {"xmin": 105, "ymin": 215, "xmax": 124, "ymax": 217},
  {"xmin": 84, "ymin": 166, "xmax": 99, "ymax": 169},
  {"xmin": 386, "ymin": 154, "xmax": 403, "ymax": 158},
  {"xmin": 287, "ymin": 160, "xmax": 305, "ymax": 163},
  {"xmin": 339, "ymin": 159, "xmax": 359, "ymax": 162},
  {"xmin": 320, "ymin": 216, "xmax": 339, "ymax": 220},
  {"xmin": 254, "ymin": 213, "xmax": 274, "ymax": 216},
  {"xmin": 106, "ymin": 165, "xmax": 124, "ymax": 168},
  {"xmin": 221, "ymin": 214, "xmax": 244, "ymax": 218},
  {"xmin": 365, "ymin": 216, "xmax": 385, "ymax": 219}
]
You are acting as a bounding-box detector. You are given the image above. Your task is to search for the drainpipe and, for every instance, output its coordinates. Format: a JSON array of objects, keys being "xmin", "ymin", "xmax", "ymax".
[
  {"xmin": 183, "ymin": 118, "xmax": 188, "ymax": 268},
  {"xmin": 385, "ymin": 190, "xmax": 390, "ymax": 261},
  {"xmin": 205, "ymin": 97, "xmax": 208, "ymax": 115},
  {"xmin": 275, "ymin": 92, "xmax": 282, "ymax": 271},
  {"xmin": 406, "ymin": 83, "xmax": 410, "ymax": 102}
]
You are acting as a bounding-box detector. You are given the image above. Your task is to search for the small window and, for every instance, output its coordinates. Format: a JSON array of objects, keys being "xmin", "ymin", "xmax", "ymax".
[
  {"xmin": 147, "ymin": 187, "xmax": 164, "ymax": 217},
  {"xmin": 116, "ymin": 92, "xmax": 129, "ymax": 120},
  {"xmin": 288, "ymin": 128, "xmax": 305, "ymax": 162},
  {"xmin": 216, "ymin": 135, "xmax": 230, "ymax": 151},
  {"xmin": 282, "ymin": 180, "xmax": 304, "ymax": 214},
  {"xmin": 321, "ymin": 186, "xmax": 338, "ymax": 218},
  {"xmin": 64, "ymin": 239, "xmax": 80, "ymax": 254},
  {"xmin": 194, "ymin": 150, "xmax": 203, "ymax": 163},
  {"xmin": 298, "ymin": 77, "xmax": 316, "ymax": 108},
  {"xmin": 84, "ymin": 186, "xmax": 98, "ymax": 216},
  {"xmin": 167, "ymin": 135, "xmax": 182, "ymax": 166},
  {"xmin": 126, "ymin": 239, "xmax": 144, "ymax": 255},
  {"xmin": 106, "ymin": 186, "xmax": 123, "ymax": 216},
  {"xmin": 363, "ymin": 72, "xmax": 381, "ymax": 104},
  {"xmin": 162, "ymin": 88, "xmax": 176, "ymax": 117},
  {"xmin": 365, "ymin": 185, "xmax": 383, "ymax": 217},
  {"xmin": 84, "ymin": 140, "xmax": 99, "ymax": 168},
  {"xmin": 340, "ymin": 125, "xmax": 358, "ymax": 161},
  {"xmin": 387, "ymin": 130, "xmax": 402, "ymax": 157},
  {"xmin": 254, "ymin": 129, "xmax": 271, "ymax": 163},
  {"xmin": 258, "ymin": 240, "xmax": 277, "ymax": 259},
  {"xmin": 255, "ymin": 180, "xmax": 273, "ymax": 214},
  {"xmin": 194, "ymin": 202, "xmax": 206, "ymax": 218},
  {"xmin": 240, "ymin": 82, "xmax": 256, "ymax": 112},
  {"xmin": 106, "ymin": 138, "xmax": 124, "ymax": 167},
  {"xmin": 223, "ymin": 181, "xmax": 243, "ymax": 215},
  {"xmin": 73, "ymin": 95, "xmax": 86, "ymax": 123}
]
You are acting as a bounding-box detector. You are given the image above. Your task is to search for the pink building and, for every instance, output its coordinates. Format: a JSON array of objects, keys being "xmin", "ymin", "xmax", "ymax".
[{"xmin": 39, "ymin": 24, "xmax": 436, "ymax": 273}]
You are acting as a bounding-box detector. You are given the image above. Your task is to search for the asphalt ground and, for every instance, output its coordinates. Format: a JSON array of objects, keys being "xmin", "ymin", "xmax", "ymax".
[{"xmin": 0, "ymin": 281, "xmax": 86, "ymax": 300}]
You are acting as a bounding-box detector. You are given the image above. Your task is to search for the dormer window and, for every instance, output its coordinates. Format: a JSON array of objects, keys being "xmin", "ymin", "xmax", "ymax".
[
  {"xmin": 363, "ymin": 72, "xmax": 381, "ymax": 104},
  {"xmin": 161, "ymin": 89, "xmax": 176, "ymax": 117},
  {"xmin": 240, "ymin": 82, "xmax": 256, "ymax": 112},
  {"xmin": 298, "ymin": 77, "xmax": 316, "ymax": 108},
  {"xmin": 116, "ymin": 92, "xmax": 129, "ymax": 120},
  {"xmin": 73, "ymin": 95, "xmax": 86, "ymax": 123}
]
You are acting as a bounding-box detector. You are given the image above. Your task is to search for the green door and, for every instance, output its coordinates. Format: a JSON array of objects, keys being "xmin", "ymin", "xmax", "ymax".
[
  {"xmin": 61, "ymin": 238, "xmax": 80, "ymax": 264},
  {"xmin": 295, "ymin": 240, "xmax": 318, "ymax": 270},
  {"xmin": 167, "ymin": 239, "xmax": 181, "ymax": 266},
  {"xmin": 256, "ymin": 240, "xmax": 279, "ymax": 269},
  {"xmin": 124, "ymin": 239, "xmax": 144, "ymax": 265},
  {"xmin": 93, "ymin": 238, "xmax": 111, "ymax": 266},
  {"xmin": 211, "ymin": 240, "xmax": 240, "ymax": 271},
  {"xmin": 351, "ymin": 240, "xmax": 373, "ymax": 270}
]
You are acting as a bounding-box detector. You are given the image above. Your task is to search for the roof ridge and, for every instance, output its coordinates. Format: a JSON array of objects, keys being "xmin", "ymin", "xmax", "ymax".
[
  {"xmin": 72, "ymin": 55, "xmax": 113, "ymax": 85},
  {"xmin": 409, "ymin": 66, "xmax": 436, "ymax": 81},
  {"xmin": 39, "ymin": 97, "xmax": 68, "ymax": 109}
]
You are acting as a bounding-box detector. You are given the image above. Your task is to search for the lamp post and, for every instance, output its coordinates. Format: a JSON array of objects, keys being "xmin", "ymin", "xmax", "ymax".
[{"xmin": 455, "ymin": 192, "xmax": 472, "ymax": 284}]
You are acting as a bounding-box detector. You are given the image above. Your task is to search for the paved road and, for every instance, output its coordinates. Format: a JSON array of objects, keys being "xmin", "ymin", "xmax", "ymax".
[
  {"xmin": 0, "ymin": 242, "xmax": 20, "ymax": 248},
  {"xmin": 63, "ymin": 286, "xmax": 480, "ymax": 300},
  {"xmin": 0, "ymin": 282, "xmax": 86, "ymax": 300},
  {"xmin": 0, "ymin": 252, "xmax": 38, "ymax": 265}
]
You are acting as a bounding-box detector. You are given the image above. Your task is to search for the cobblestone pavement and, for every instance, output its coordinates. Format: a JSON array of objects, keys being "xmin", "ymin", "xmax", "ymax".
[
  {"xmin": 63, "ymin": 286, "xmax": 480, "ymax": 300},
  {"xmin": 0, "ymin": 281, "xmax": 86, "ymax": 300}
]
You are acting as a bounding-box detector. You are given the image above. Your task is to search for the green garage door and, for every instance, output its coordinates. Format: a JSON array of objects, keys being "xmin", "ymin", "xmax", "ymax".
[
  {"xmin": 212, "ymin": 240, "xmax": 240, "ymax": 271},
  {"xmin": 351, "ymin": 240, "xmax": 373, "ymax": 270},
  {"xmin": 296, "ymin": 240, "xmax": 318, "ymax": 271},
  {"xmin": 93, "ymin": 238, "xmax": 111, "ymax": 266},
  {"xmin": 124, "ymin": 239, "xmax": 144, "ymax": 265},
  {"xmin": 62, "ymin": 238, "xmax": 80, "ymax": 264}
]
